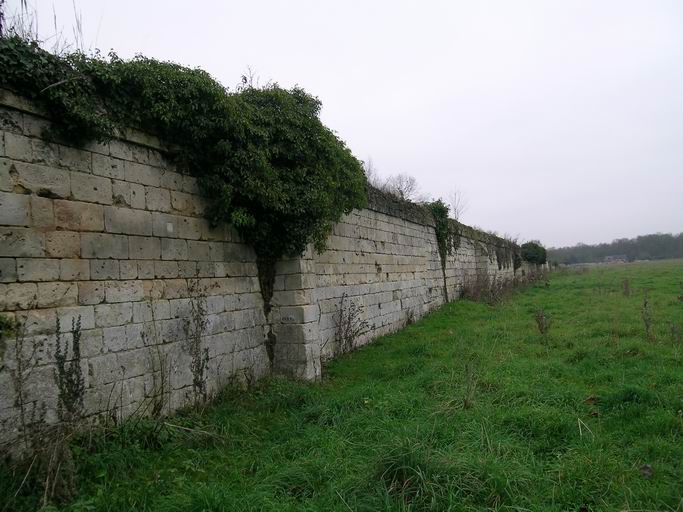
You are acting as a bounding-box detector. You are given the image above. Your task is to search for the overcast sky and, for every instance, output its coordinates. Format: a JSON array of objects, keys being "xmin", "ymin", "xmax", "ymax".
[{"xmin": 8, "ymin": 0, "xmax": 683, "ymax": 247}]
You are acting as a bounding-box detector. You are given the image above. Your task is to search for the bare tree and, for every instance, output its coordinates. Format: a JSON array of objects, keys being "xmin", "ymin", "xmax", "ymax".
[
  {"xmin": 384, "ymin": 173, "xmax": 420, "ymax": 201},
  {"xmin": 363, "ymin": 157, "xmax": 385, "ymax": 189},
  {"xmin": 449, "ymin": 188, "xmax": 468, "ymax": 221}
]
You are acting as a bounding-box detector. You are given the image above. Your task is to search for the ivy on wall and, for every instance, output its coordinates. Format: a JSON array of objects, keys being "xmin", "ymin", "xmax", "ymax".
[{"xmin": 0, "ymin": 37, "xmax": 367, "ymax": 305}]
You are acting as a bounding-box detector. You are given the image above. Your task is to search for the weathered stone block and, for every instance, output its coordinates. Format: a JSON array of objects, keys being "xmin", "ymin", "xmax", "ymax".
[
  {"xmin": 161, "ymin": 238, "xmax": 188, "ymax": 260},
  {"xmin": 119, "ymin": 261, "xmax": 138, "ymax": 279},
  {"xmin": 159, "ymin": 170, "xmax": 183, "ymax": 191},
  {"xmin": 57, "ymin": 305, "xmax": 95, "ymax": 331},
  {"xmin": 187, "ymin": 240, "xmax": 210, "ymax": 261},
  {"xmin": 105, "ymin": 280, "xmax": 144, "ymax": 303},
  {"xmin": 36, "ymin": 282, "xmax": 78, "ymax": 308},
  {"xmin": 177, "ymin": 216, "xmax": 202, "ymax": 240},
  {"xmin": 90, "ymin": 260, "xmax": 120, "ymax": 280},
  {"xmin": 152, "ymin": 212, "xmax": 179, "ymax": 238},
  {"xmin": 102, "ymin": 325, "xmax": 128, "ymax": 352},
  {"xmin": 11, "ymin": 161, "xmax": 70, "ymax": 198},
  {"xmin": 81, "ymin": 233, "xmax": 128, "ymax": 259},
  {"xmin": 0, "ymin": 158, "xmax": 12, "ymax": 192},
  {"xmin": 129, "ymin": 236, "xmax": 161, "ymax": 260},
  {"xmin": 104, "ymin": 206, "xmax": 152, "ymax": 236},
  {"xmin": 3, "ymin": 132, "xmax": 32, "ymax": 162},
  {"xmin": 124, "ymin": 161, "xmax": 160, "ymax": 187},
  {"xmin": 154, "ymin": 261, "xmax": 178, "ymax": 279},
  {"xmin": 54, "ymin": 200, "xmax": 104, "ymax": 232},
  {"xmin": 0, "ymin": 258, "xmax": 17, "ymax": 282},
  {"xmin": 71, "ymin": 172, "xmax": 112, "ymax": 204},
  {"xmin": 0, "ymin": 282, "xmax": 37, "ymax": 310},
  {"xmin": 178, "ymin": 261, "xmax": 198, "ymax": 278},
  {"xmin": 60, "ymin": 259, "xmax": 90, "ymax": 281},
  {"xmin": 15, "ymin": 308, "xmax": 56, "ymax": 335},
  {"xmin": 59, "ymin": 145, "xmax": 91, "ymax": 173},
  {"xmin": 92, "ymin": 153, "xmax": 124, "ymax": 180},
  {"xmin": 95, "ymin": 303, "xmax": 133, "ymax": 327},
  {"xmin": 112, "ymin": 180, "xmax": 145, "ymax": 209},
  {"xmin": 0, "ymin": 191, "xmax": 30, "ymax": 226},
  {"xmin": 17, "ymin": 258, "xmax": 60, "ymax": 282},
  {"xmin": 136, "ymin": 260, "xmax": 155, "ymax": 279},
  {"xmin": 45, "ymin": 231, "xmax": 80, "ymax": 258},
  {"xmin": 145, "ymin": 186, "xmax": 171, "ymax": 212},
  {"xmin": 0, "ymin": 228, "xmax": 45, "ymax": 257},
  {"xmin": 30, "ymin": 195, "xmax": 54, "ymax": 228},
  {"xmin": 78, "ymin": 281, "xmax": 105, "ymax": 305}
]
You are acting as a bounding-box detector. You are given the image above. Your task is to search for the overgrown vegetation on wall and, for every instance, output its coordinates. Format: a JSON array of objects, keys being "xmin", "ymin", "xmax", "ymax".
[{"xmin": 0, "ymin": 36, "xmax": 367, "ymax": 300}]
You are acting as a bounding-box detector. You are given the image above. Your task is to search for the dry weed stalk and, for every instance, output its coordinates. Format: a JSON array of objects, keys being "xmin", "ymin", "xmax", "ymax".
[{"xmin": 334, "ymin": 293, "xmax": 370, "ymax": 355}]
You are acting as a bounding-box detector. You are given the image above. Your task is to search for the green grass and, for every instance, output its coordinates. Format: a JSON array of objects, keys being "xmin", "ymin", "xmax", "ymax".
[{"xmin": 3, "ymin": 261, "xmax": 683, "ymax": 511}]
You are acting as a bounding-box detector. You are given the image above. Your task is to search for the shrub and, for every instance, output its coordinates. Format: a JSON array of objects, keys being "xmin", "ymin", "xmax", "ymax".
[
  {"xmin": 521, "ymin": 241, "xmax": 547, "ymax": 265},
  {"xmin": 0, "ymin": 36, "xmax": 367, "ymax": 304}
]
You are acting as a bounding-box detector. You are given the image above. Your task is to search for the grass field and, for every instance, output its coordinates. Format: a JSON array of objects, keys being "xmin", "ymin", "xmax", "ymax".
[{"xmin": 3, "ymin": 261, "xmax": 683, "ymax": 511}]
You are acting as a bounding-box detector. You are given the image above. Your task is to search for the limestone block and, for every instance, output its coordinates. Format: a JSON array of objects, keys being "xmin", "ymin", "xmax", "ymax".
[
  {"xmin": 3, "ymin": 132, "xmax": 32, "ymax": 161},
  {"xmin": 125, "ymin": 323, "xmax": 146, "ymax": 349},
  {"xmin": 177, "ymin": 216, "xmax": 202, "ymax": 240},
  {"xmin": 36, "ymin": 282, "xmax": 78, "ymax": 308},
  {"xmin": 161, "ymin": 238, "xmax": 188, "ymax": 260},
  {"xmin": 81, "ymin": 233, "xmax": 128, "ymax": 259},
  {"xmin": 57, "ymin": 305, "xmax": 95, "ymax": 331},
  {"xmin": 54, "ymin": 200, "xmax": 104, "ymax": 232},
  {"xmin": 196, "ymin": 261, "xmax": 213, "ymax": 278},
  {"xmin": 30, "ymin": 195, "xmax": 54, "ymax": 228},
  {"xmin": 187, "ymin": 240, "xmax": 210, "ymax": 261},
  {"xmin": 60, "ymin": 259, "xmax": 90, "ymax": 281},
  {"xmin": 0, "ymin": 158, "xmax": 12, "ymax": 192},
  {"xmin": 15, "ymin": 308, "xmax": 56, "ymax": 335},
  {"xmin": 59, "ymin": 145, "xmax": 91, "ymax": 173},
  {"xmin": 0, "ymin": 258, "xmax": 17, "ymax": 282},
  {"xmin": 104, "ymin": 206, "xmax": 152, "ymax": 236},
  {"xmin": 159, "ymin": 170, "xmax": 183, "ymax": 191},
  {"xmin": 11, "ymin": 161, "xmax": 70, "ymax": 198},
  {"xmin": 145, "ymin": 186, "xmax": 171, "ymax": 212},
  {"xmin": 0, "ymin": 107, "xmax": 23, "ymax": 133},
  {"xmin": 117, "ymin": 348, "xmax": 150, "ymax": 379},
  {"xmin": 0, "ymin": 191, "xmax": 30, "ymax": 226},
  {"xmin": 178, "ymin": 261, "xmax": 198, "ymax": 278},
  {"xmin": 79, "ymin": 328, "xmax": 104, "ymax": 358},
  {"xmin": 95, "ymin": 303, "xmax": 133, "ymax": 327},
  {"xmin": 108, "ymin": 139, "xmax": 133, "ymax": 161},
  {"xmin": 132, "ymin": 300, "xmax": 170, "ymax": 323},
  {"xmin": 154, "ymin": 261, "xmax": 178, "ymax": 279},
  {"xmin": 71, "ymin": 172, "xmax": 112, "ymax": 205},
  {"xmin": 127, "ymin": 145, "xmax": 147, "ymax": 165},
  {"xmin": 0, "ymin": 282, "xmax": 37, "ymax": 310},
  {"xmin": 119, "ymin": 260, "xmax": 138, "ymax": 279},
  {"xmin": 17, "ymin": 258, "xmax": 59, "ymax": 281},
  {"xmin": 105, "ymin": 280, "xmax": 144, "ymax": 303},
  {"xmin": 161, "ymin": 279, "xmax": 187, "ymax": 299},
  {"xmin": 90, "ymin": 260, "xmax": 120, "ymax": 280},
  {"xmin": 45, "ymin": 231, "xmax": 80, "ymax": 258},
  {"xmin": 92, "ymin": 153, "xmax": 124, "ymax": 180},
  {"xmin": 78, "ymin": 281, "xmax": 105, "ymax": 305},
  {"xmin": 102, "ymin": 325, "xmax": 128, "ymax": 352},
  {"xmin": 136, "ymin": 260, "xmax": 155, "ymax": 279},
  {"xmin": 112, "ymin": 180, "xmax": 145, "ymax": 209},
  {"xmin": 124, "ymin": 161, "xmax": 160, "ymax": 187},
  {"xmin": 152, "ymin": 212, "xmax": 179, "ymax": 238},
  {"xmin": 87, "ymin": 354, "xmax": 121, "ymax": 385},
  {"xmin": 128, "ymin": 236, "xmax": 161, "ymax": 260},
  {"xmin": 169, "ymin": 298, "xmax": 192, "ymax": 318}
]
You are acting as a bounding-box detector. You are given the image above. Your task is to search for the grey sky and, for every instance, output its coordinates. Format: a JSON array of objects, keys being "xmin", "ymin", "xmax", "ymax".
[{"xmin": 9, "ymin": 0, "xmax": 683, "ymax": 247}]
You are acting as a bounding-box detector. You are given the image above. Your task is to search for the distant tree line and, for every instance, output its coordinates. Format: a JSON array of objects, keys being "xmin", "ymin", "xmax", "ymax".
[{"xmin": 549, "ymin": 233, "xmax": 683, "ymax": 264}]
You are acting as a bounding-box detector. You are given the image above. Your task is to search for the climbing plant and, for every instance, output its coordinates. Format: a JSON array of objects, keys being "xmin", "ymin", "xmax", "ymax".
[
  {"xmin": 521, "ymin": 241, "xmax": 547, "ymax": 265},
  {"xmin": 0, "ymin": 36, "xmax": 367, "ymax": 306}
]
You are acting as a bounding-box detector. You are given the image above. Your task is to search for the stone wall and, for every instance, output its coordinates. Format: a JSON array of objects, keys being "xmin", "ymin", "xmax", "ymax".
[{"xmin": 0, "ymin": 91, "xmax": 529, "ymax": 445}]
